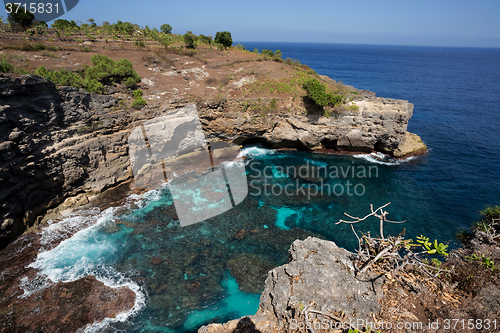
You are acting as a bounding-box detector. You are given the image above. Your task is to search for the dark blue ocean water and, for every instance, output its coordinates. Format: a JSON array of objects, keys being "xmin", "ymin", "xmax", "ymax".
[
  {"xmin": 28, "ymin": 43, "xmax": 500, "ymax": 332},
  {"xmin": 241, "ymin": 41, "xmax": 500, "ymax": 235}
]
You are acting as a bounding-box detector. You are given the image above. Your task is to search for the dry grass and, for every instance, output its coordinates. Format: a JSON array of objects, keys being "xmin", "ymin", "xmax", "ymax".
[
  {"xmin": 205, "ymin": 75, "xmax": 230, "ymax": 87},
  {"xmin": 41, "ymin": 50, "xmax": 59, "ymax": 58},
  {"xmin": 0, "ymin": 52, "xmax": 29, "ymax": 64},
  {"xmin": 142, "ymin": 50, "xmax": 174, "ymax": 68}
]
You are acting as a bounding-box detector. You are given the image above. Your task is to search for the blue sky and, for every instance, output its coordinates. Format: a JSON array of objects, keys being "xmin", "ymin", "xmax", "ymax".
[{"xmin": 40, "ymin": 0, "xmax": 500, "ymax": 47}]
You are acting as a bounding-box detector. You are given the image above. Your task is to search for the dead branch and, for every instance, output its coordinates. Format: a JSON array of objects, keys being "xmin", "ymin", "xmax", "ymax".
[{"xmin": 337, "ymin": 202, "xmax": 405, "ymax": 238}]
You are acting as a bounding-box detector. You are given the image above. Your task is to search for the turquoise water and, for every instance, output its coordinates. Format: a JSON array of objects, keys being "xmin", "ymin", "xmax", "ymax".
[
  {"xmin": 24, "ymin": 43, "xmax": 500, "ymax": 331},
  {"xmin": 27, "ymin": 147, "xmax": 436, "ymax": 332}
]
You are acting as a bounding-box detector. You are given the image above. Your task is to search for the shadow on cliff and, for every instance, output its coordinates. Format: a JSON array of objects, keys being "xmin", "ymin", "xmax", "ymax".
[
  {"xmin": 232, "ymin": 317, "xmax": 261, "ymax": 333},
  {"xmin": 302, "ymin": 96, "xmax": 324, "ymax": 121}
]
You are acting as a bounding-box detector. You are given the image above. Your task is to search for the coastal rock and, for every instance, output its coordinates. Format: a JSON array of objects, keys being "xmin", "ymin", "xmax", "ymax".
[
  {"xmin": 0, "ymin": 74, "xmax": 422, "ymax": 249},
  {"xmin": 0, "ymin": 230, "xmax": 136, "ymax": 333},
  {"xmin": 200, "ymin": 237, "xmax": 384, "ymax": 333},
  {"xmin": 392, "ymin": 131, "xmax": 428, "ymax": 158}
]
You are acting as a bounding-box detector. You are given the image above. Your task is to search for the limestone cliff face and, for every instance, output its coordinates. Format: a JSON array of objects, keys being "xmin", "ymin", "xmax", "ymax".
[
  {"xmin": 0, "ymin": 74, "xmax": 423, "ymax": 248},
  {"xmin": 199, "ymin": 96, "xmax": 415, "ymax": 153}
]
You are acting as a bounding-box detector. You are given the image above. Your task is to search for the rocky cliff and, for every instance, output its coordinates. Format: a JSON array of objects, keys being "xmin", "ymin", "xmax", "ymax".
[
  {"xmin": 199, "ymin": 237, "xmax": 385, "ymax": 333},
  {"xmin": 0, "ymin": 73, "xmax": 425, "ymax": 248}
]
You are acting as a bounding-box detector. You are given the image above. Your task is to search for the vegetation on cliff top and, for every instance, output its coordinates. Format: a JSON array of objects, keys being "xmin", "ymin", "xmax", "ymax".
[
  {"xmin": 34, "ymin": 54, "xmax": 140, "ymax": 94},
  {"xmin": 1, "ymin": 17, "xmax": 360, "ymax": 115}
]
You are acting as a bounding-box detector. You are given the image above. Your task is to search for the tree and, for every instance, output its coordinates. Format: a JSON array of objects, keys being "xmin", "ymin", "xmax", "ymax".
[
  {"xmin": 183, "ymin": 33, "xmax": 196, "ymax": 49},
  {"xmin": 273, "ymin": 50, "xmax": 283, "ymax": 60},
  {"xmin": 5, "ymin": 3, "xmax": 35, "ymax": 30},
  {"xmin": 161, "ymin": 24, "xmax": 172, "ymax": 34},
  {"xmin": 52, "ymin": 19, "xmax": 78, "ymax": 30},
  {"xmin": 214, "ymin": 31, "xmax": 232, "ymax": 49},
  {"xmin": 88, "ymin": 18, "xmax": 96, "ymax": 28}
]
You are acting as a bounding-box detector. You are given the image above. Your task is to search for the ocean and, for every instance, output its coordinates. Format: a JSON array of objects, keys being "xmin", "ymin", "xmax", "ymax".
[{"xmin": 24, "ymin": 43, "xmax": 500, "ymax": 332}]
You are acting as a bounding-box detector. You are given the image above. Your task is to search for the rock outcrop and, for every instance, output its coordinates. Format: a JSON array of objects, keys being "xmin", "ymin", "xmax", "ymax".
[
  {"xmin": 0, "ymin": 74, "xmax": 424, "ymax": 249},
  {"xmin": 199, "ymin": 237, "xmax": 385, "ymax": 333},
  {"xmin": 0, "ymin": 225, "xmax": 136, "ymax": 333}
]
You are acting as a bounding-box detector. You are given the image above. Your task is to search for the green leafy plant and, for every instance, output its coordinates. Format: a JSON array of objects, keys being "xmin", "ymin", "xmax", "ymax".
[
  {"xmin": 5, "ymin": 3, "xmax": 35, "ymax": 30},
  {"xmin": 302, "ymin": 78, "xmax": 344, "ymax": 108},
  {"xmin": 133, "ymin": 89, "xmax": 143, "ymax": 98},
  {"xmin": 35, "ymin": 54, "xmax": 140, "ymax": 94},
  {"xmin": 466, "ymin": 254, "xmax": 500, "ymax": 271},
  {"xmin": 273, "ymin": 50, "xmax": 283, "ymax": 61},
  {"xmin": 261, "ymin": 49, "xmax": 274, "ymax": 58},
  {"xmin": 183, "ymin": 33, "xmax": 196, "ymax": 49},
  {"xmin": 52, "ymin": 19, "xmax": 78, "ymax": 30},
  {"xmin": 160, "ymin": 23, "xmax": 172, "ymax": 34},
  {"xmin": 132, "ymin": 97, "xmax": 147, "ymax": 109},
  {"xmin": 415, "ymin": 235, "xmax": 449, "ymax": 256},
  {"xmin": 86, "ymin": 54, "xmax": 140, "ymax": 87},
  {"xmin": 214, "ymin": 31, "xmax": 232, "ymax": 49},
  {"xmin": 132, "ymin": 88, "xmax": 147, "ymax": 109},
  {"xmin": 0, "ymin": 60, "xmax": 14, "ymax": 73}
]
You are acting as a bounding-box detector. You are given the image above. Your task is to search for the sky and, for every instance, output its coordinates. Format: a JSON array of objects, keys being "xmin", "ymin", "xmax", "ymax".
[{"xmin": 31, "ymin": 0, "xmax": 500, "ymax": 48}]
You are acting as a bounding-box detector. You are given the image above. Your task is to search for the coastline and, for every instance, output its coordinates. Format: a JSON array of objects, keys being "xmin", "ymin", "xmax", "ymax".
[{"xmin": 0, "ymin": 33, "xmax": 428, "ymax": 332}]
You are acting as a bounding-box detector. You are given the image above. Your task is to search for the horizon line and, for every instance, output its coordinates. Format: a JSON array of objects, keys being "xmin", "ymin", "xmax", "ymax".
[{"xmin": 235, "ymin": 40, "xmax": 500, "ymax": 50}]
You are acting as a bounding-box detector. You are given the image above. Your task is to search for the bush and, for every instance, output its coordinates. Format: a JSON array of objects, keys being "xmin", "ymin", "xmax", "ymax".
[
  {"xmin": 214, "ymin": 31, "xmax": 232, "ymax": 49},
  {"xmin": 108, "ymin": 21, "xmax": 138, "ymax": 36},
  {"xmin": 303, "ymin": 78, "xmax": 345, "ymax": 108},
  {"xmin": 133, "ymin": 89, "xmax": 143, "ymax": 98},
  {"xmin": 35, "ymin": 21, "xmax": 48, "ymax": 28},
  {"xmin": 303, "ymin": 78, "xmax": 329, "ymax": 106},
  {"xmin": 6, "ymin": 3, "xmax": 35, "ymax": 30},
  {"xmin": 34, "ymin": 55, "xmax": 141, "ymax": 94},
  {"xmin": 0, "ymin": 60, "xmax": 14, "ymax": 73},
  {"xmin": 52, "ymin": 19, "xmax": 78, "ymax": 30},
  {"xmin": 183, "ymin": 33, "xmax": 196, "ymax": 49},
  {"xmin": 132, "ymin": 97, "xmax": 147, "ymax": 109},
  {"xmin": 35, "ymin": 65, "xmax": 85, "ymax": 88},
  {"xmin": 198, "ymin": 34, "xmax": 212, "ymax": 44},
  {"xmin": 261, "ymin": 49, "xmax": 274, "ymax": 58},
  {"xmin": 86, "ymin": 54, "xmax": 141, "ymax": 86},
  {"xmin": 160, "ymin": 24, "xmax": 172, "ymax": 34}
]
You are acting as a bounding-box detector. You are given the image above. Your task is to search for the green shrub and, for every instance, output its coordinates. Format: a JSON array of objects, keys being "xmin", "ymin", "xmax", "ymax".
[
  {"xmin": 198, "ymin": 34, "xmax": 212, "ymax": 44},
  {"xmin": 480, "ymin": 206, "xmax": 500, "ymax": 222},
  {"xmin": 52, "ymin": 19, "xmax": 78, "ymax": 30},
  {"xmin": 161, "ymin": 24, "xmax": 172, "ymax": 34},
  {"xmin": 270, "ymin": 98, "xmax": 277, "ymax": 109},
  {"xmin": 261, "ymin": 49, "xmax": 273, "ymax": 58},
  {"xmin": 133, "ymin": 89, "xmax": 143, "ymax": 98},
  {"xmin": 86, "ymin": 54, "xmax": 140, "ymax": 86},
  {"xmin": 14, "ymin": 68, "xmax": 29, "ymax": 75},
  {"xmin": 303, "ymin": 78, "xmax": 329, "ymax": 106},
  {"xmin": 6, "ymin": 3, "xmax": 35, "ymax": 30},
  {"xmin": 329, "ymin": 93, "xmax": 344, "ymax": 107},
  {"xmin": 108, "ymin": 21, "xmax": 138, "ymax": 36},
  {"xmin": 273, "ymin": 50, "xmax": 282, "ymax": 60},
  {"xmin": 0, "ymin": 60, "xmax": 14, "ymax": 73},
  {"xmin": 303, "ymin": 78, "xmax": 345, "ymax": 108},
  {"xmin": 83, "ymin": 78, "xmax": 104, "ymax": 94},
  {"xmin": 34, "ymin": 55, "xmax": 140, "ymax": 94},
  {"xmin": 35, "ymin": 65, "xmax": 85, "ymax": 88},
  {"xmin": 214, "ymin": 31, "xmax": 232, "ymax": 49},
  {"xmin": 132, "ymin": 97, "xmax": 147, "ymax": 109},
  {"xmin": 183, "ymin": 33, "xmax": 196, "ymax": 49}
]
